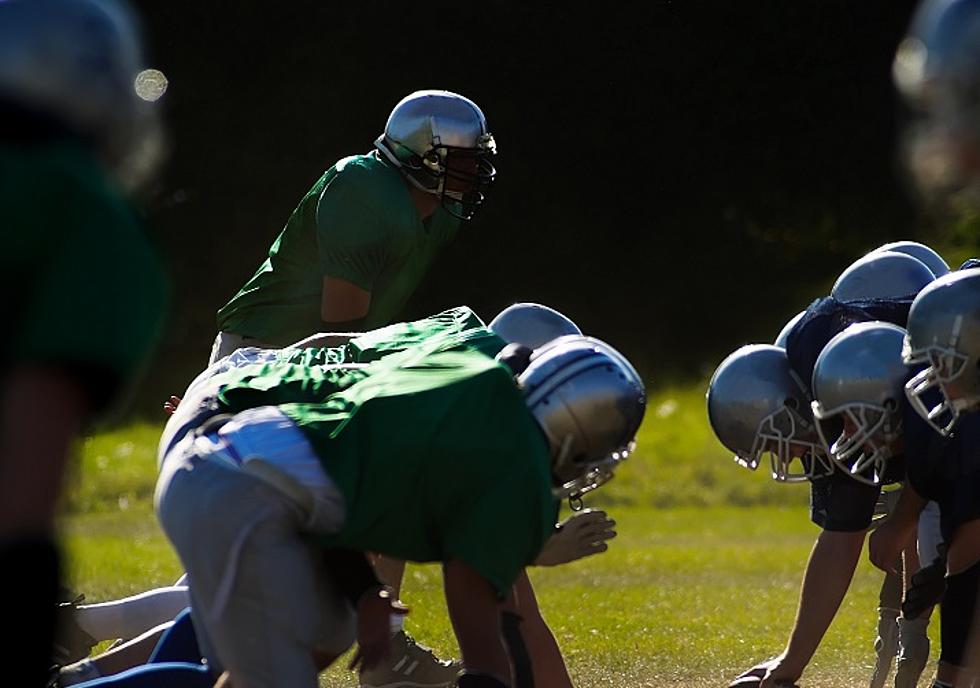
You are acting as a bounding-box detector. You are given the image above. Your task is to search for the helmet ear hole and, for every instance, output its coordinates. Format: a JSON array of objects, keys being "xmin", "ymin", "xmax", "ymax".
[{"xmin": 785, "ymin": 397, "xmax": 800, "ymax": 411}]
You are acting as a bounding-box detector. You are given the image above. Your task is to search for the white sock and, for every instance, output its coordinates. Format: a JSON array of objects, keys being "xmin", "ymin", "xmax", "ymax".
[
  {"xmin": 76, "ymin": 585, "xmax": 191, "ymax": 641},
  {"xmin": 59, "ymin": 659, "xmax": 101, "ymax": 686}
]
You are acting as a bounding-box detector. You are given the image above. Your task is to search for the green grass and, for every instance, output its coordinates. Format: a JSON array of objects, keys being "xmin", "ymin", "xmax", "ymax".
[{"xmin": 61, "ymin": 385, "xmax": 939, "ymax": 687}]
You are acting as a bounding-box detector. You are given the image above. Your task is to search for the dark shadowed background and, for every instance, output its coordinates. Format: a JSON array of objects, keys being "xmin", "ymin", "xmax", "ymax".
[{"xmin": 127, "ymin": 0, "xmax": 962, "ymax": 414}]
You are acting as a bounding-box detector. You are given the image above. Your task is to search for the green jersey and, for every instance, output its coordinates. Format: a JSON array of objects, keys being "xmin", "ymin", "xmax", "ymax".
[
  {"xmin": 216, "ymin": 348, "xmax": 556, "ymax": 596},
  {"xmin": 2, "ymin": 142, "xmax": 168, "ymax": 410},
  {"xmin": 346, "ymin": 305, "xmax": 505, "ymax": 362},
  {"xmin": 271, "ymin": 305, "xmax": 505, "ymax": 366},
  {"xmin": 216, "ymin": 151, "xmax": 460, "ymax": 345}
]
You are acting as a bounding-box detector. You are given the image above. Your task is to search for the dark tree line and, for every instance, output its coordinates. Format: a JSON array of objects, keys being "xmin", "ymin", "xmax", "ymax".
[{"xmin": 130, "ymin": 1, "xmax": 925, "ymax": 411}]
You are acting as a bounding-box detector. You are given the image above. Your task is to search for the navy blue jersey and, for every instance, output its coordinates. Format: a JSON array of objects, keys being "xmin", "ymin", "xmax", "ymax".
[
  {"xmin": 905, "ymin": 408, "xmax": 980, "ymax": 542},
  {"xmin": 784, "ymin": 295, "xmax": 913, "ymax": 393},
  {"xmin": 791, "ymin": 295, "xmax": 912, "ymax": 531}
]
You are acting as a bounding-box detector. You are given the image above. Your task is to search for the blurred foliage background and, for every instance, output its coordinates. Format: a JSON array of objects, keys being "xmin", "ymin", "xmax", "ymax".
[{"xmin": 125, "ymin": 1, "xmax": 980, "ymax": 415}]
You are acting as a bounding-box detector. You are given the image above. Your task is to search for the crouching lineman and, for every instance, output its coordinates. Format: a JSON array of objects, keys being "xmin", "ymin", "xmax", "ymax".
[
  {"xmin": 869, "ymin": 269, "xmax": 980, "ymax": 687},
  {"xmin": 154, "ymin": 333, "xmax": 645, "ymax": 688},
  {"xmin": 710, "ymin": 246, "xmax": 940, "ymax": 687}
]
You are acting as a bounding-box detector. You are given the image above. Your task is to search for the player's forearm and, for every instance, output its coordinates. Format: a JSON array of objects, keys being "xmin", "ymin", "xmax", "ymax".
[
  {"xmin": 0, "ymin": 367, "xmax": 87, "ymax": 536},
  {"xmin": 782, "ymin": 529, "xmax": 865, "ymax": 672}
]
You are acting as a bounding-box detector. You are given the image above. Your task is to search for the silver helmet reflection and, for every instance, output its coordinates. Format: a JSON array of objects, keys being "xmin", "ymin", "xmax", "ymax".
[
  {"xmin": 831, "ymin": 251, "xmax": 935, "ymax": 302},
  {"xmin": 518, "ymin": 336, "xmax": 646, "ymax": 501},
  {"xmin": 811, "ymin": 322, "xmax": 909, "ymax": 485},
  {"xmin": 904, "ymin": 268, "xmax": 980, "ymax": 435},
  {"xmin": 375, "ymin": 90, "xmax": 496, "ymax": 220},
  {"xmin": 490, "ymin": 303, "xmax": 583, "ymax": 351},
  {"xmin": 707, "ymin": 344, "xmax": 832, "ymax": 482}
]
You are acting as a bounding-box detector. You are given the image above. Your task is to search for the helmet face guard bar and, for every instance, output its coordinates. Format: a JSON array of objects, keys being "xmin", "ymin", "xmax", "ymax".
[
  {"xmin": 904, "ymin": 341, "xmax": 974, "ymax": 436},
  {"xmin": 736, "ymin": 406, "xmax": 833, "ymax": 483},
  {"xmin": 376, "ymin": 133, "xmax": 496, "ymax": 220},
  {"xmin": 553, "ymin": 442, "xmax": 634, "ymax": 506},
  {"xmin": 812, "ymin": 401, "xmax": 900, "ymax": 485}
]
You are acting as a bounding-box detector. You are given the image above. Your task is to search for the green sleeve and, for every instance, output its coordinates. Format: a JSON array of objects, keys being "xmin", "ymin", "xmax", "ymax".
[
  {"xmin": 13, "ymin": 181, "xmax": 167, "ymax": 409},
  {"xmin": 442, "ymin": 478, "xmax": 556, "ymax": 598},
  {"xmin": 315, "ymin": 171, "xmax": 393, "ymax": 292}
]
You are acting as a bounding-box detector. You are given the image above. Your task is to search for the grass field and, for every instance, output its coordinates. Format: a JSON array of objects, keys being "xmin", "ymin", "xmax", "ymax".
[{"xmin": 61, "ymin": 383, "xmax": 940, "ymax": 687}]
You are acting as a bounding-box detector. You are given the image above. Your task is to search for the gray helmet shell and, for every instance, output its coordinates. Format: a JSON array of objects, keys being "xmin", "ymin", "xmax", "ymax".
[
  {"xmin": 811, "ymin": 322, "xmax": 909, "ymax": 485},
  {"xmin": 489, "ymin": 303, "xmax": 583, "ymax": 350},
  {"xmin": 774, "ymin": 311, "xmax": 806, "ymax": 348},
  {"xmin": 873, "ymin": 241, "xmax": 951, "ymax": 277},
  {"xmin": 518, "ymin": 336, "xmax": 646, "ymax": 500},
  {"xmin": 904, "ymin": 268, "xmax": 980, "ymax": 434},
  {"xmin": 707, "ymin": 344, "xmax": 831, "ymax": 482},
  {"xmin": 831, "ymin": 251, "xmax": 935, "ymax": 301},
  {"xmin": 375, "ymin": 90, "xmax": 496, "ymax": 219}
]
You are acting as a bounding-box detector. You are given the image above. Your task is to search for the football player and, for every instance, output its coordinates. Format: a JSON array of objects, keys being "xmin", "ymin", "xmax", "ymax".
[
  {"xmin": 204, "ymin": 92, "xmax": 496, "ymax": 684},
  {"xmin": 211, "ymin": 89, "xmax": 496, "ymax": 361},
  {"xmin": 153, "ymin": 334, "xmax": 645, "ymax": 688},
  {"xmin": 59, "ymin": 304, "xmax": 618, "ymax": 688},
  {"xmin": 710, "ymin": 251, "xmax": 938, "ymax": 688},
  {"xmin": 0, "ymin": 0, "xmax": 168, "ymax": 682},
  {"xmin": 870, "ymin": 269, "xmax": 980, "ymax": 688}
]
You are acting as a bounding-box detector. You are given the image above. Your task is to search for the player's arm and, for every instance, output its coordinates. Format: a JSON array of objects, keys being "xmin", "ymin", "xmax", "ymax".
[
  {"xmin": 869, "ymin": 484, "xmax": 928, "ymax": 574},
  {"xmin": 507, "ymin": 570, "xmax": 573, "ymax": 688},
  {"xmin": 780, "ymin": 529, "xmax": 866, "ymax": 673},
  {"xmin": 320, "ymin": 275, "xmax": 371, "ymax": 325},
  {"xmin": 316, "ymin": 171, "xmax": 391, "ymax": 329},
  {"xmin": 0, "ymin": 365, "xmax": 88, "ymax": 536},
  {"xmin": 444, "ymin": 559, "xmax": 512, "ymax": 687},
  {"xmin": 732, "ymin": 528, "xmax": 866, "ymax": 688}
]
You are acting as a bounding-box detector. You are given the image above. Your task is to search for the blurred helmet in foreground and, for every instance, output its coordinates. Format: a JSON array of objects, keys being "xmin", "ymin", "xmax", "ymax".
[
  {"xmin": 811, "ymin": 322, "xmax": 909, "ymax": 485},
  {"xmin": 707, "ymin": 344, "xmax": 832, "ymax": 482},
  {"xmin": 904, "ymin": 268, "xmax": 980, "ymax": 434},
  {"xmin": 894, "ymin": 0, "xmax": 980, "ymax": 202},
  {"xmin": 0, "ymin": 0, "xmax": 161, "ymax": 182},
  {"xmin": 518, "ymin": 336, "xmax": 646, "ymax": 501}
]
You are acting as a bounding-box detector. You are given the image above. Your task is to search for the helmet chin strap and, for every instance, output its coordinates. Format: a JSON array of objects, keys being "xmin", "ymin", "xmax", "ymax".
[{"xmin": 552, "ymin": 434, "xmax": 576, "ymax": 477}]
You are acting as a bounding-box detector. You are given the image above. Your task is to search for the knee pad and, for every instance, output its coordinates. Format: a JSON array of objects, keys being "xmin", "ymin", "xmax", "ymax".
[{"xmin": 940, "ymin": 559, "xmax": 980, "ymax": 668}]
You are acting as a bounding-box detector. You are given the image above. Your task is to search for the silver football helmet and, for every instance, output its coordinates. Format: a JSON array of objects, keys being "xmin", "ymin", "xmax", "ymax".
[
  {"xmin": 811, "ymin": 322, "xmax": 909, "ymax": 485},
  {"xmin": 375, "ymin": 90, "xmax": 496, "ymax": 220},
  {"xmin": 489, "ymin": 303, "xmax": 583, "ymax": 350},
  {"xmin": 831, "ymin": 251, "xmax": 935, "ymax": 302},
  {"xmin": 774, "ymin": 311, "xmax": 806, "ymax": 348},
  {"xmin": 894, "ymin": 0, "xmax": 980, "ymax": 201},
  {"xmin": 0, "ymin": 0, "xmax": 159, "ymax": 179},
  {"xmin": 518, "ymin": 336, "xmax": 646, "ymax": 501},
  {"xmin": 872, "ymin": 241, "xmax": 951, "ymax": 277},
  {"xmin": 904, "ymin": 268, "xmax": 980, "ymax": 435},
  {"xmin": 707, "ymin": 344, "xmax": 832, "ymax": 482}
]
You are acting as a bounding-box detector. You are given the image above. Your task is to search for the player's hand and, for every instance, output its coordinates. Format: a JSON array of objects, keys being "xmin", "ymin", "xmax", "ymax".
[
  {"xmin": 903, "ymin": 556, "xmax": 947, "ymax": 619},
  {"xmin": 163, "ymin": 395, "xmax": 182, "ymax": 415},
  {"xmin": 533, "ymin": 508, "xmax": 616, "ymax": 567},
  {"xmin": 730, "ymin": 655, "xmax": 801, "ymax": 687},
  {"xmin": 349, "ymin": 586, "xmax": 409, "ymax": 673},
  {"xmin": 868, "ymin": 519, "xmax": 908, "ymax": 575}
]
